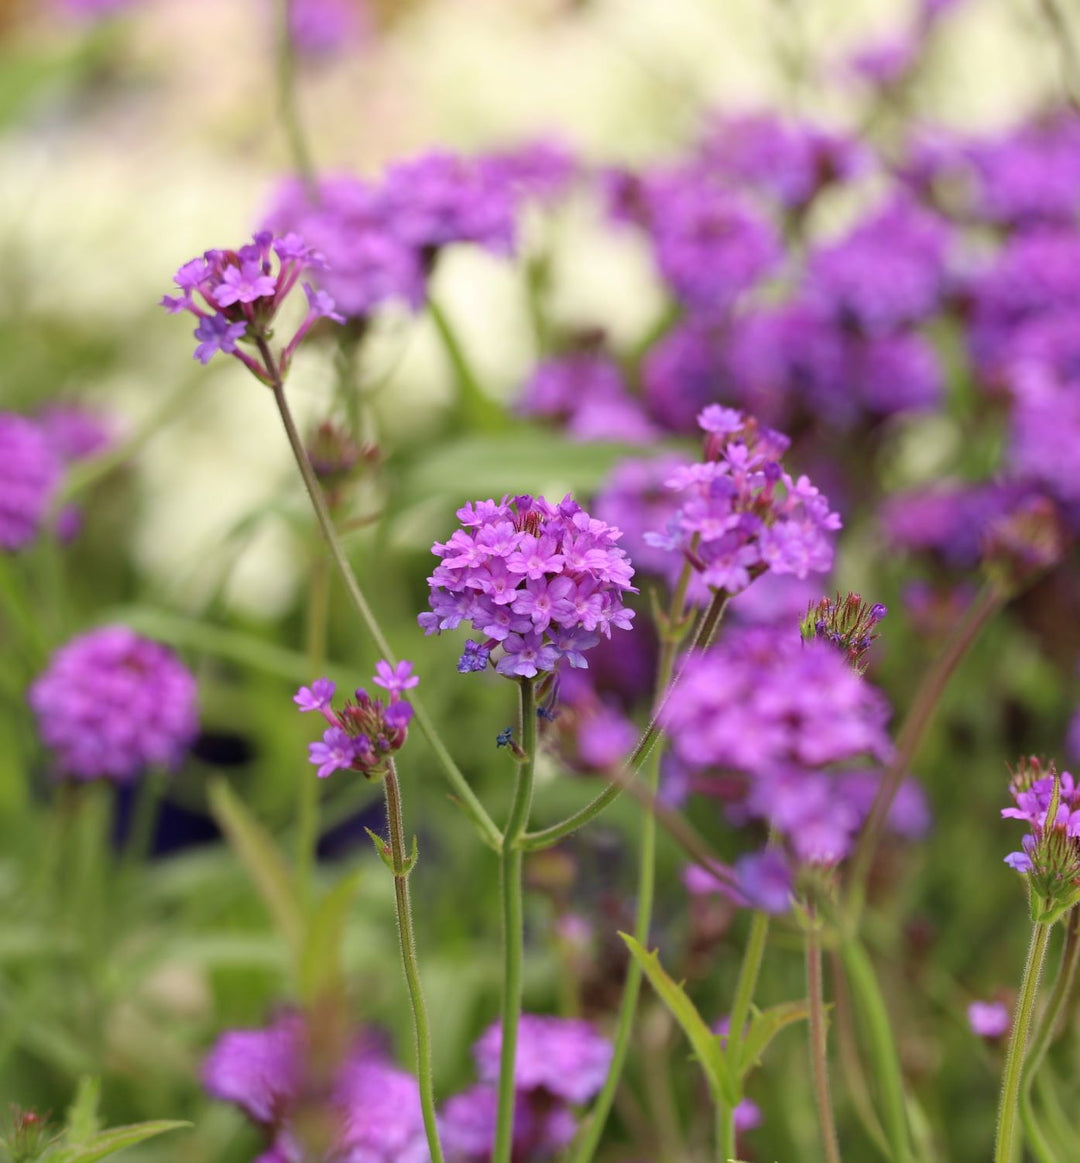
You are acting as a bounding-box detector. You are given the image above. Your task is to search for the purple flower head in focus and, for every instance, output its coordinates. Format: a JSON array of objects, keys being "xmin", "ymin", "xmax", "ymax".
[
  {"xmin": 664, "ymin": 625, "xmax": 895, "ymax": 865},
  {"xmin": 1001, "ymin": 757, "xmax": 1080, "ymax": 923},
  {"xmin": 28, "ymin": 626, "xmax": 198, "ymax": 783},
  {"xmin": 642, "ymin": 408, "xmax": 840, "ymax": 601},
  {"xmin": 296, "ymin": 661, "xmax": 417, "ymax": 779},
  {"xmin": 800, "ymin": 590, "xmax": 887, "ymax": 673},
  {"xmin": 420, "ymin": 494, "xmax": 636, "ymax": 679},
  {"xmin": 162, "ymin": 231, "xmax": 338, "ymax": 380}
]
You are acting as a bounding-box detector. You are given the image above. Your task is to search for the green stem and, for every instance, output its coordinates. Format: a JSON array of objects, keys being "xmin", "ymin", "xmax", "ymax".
[
  {"xmin": 266, "ymin": 371, "xmax": 502, "ymax": 850},
  {"xmin": 807, "ymin": 907, "xmax": 842, "ymax": 1163},
  {"xmin": 522, "ymin": 590, "xmax": 729, "ymax": 851},
  {"xmin": 831, "ymin": 949, "xmax": 890, "ymax": 1158},
  {"xmin": 839, "ymin": 935, "xmax": 912, "ymax": 1163},
  {"xmin": 848, "ymin": 582, "xmax": 1002, "ymax": 917},
  {"xmin": 1025, "ymin": 909, "xmax": 1080, "ymax": 1082},
  {"xmin": 493, "ymin": 678, "xmax": 537, "ymax": 1163},
  {"xmin": 121, "ymin": 768, "xmax": 164, "ymax": 873},
  {"xmin": 297, "ymin": 554, "xmax": 330, "ymax": 902},
  {"xmin": 427, "ymin": 297, "xmax": 502, "ymax": 433},
  {"xmin": 383, "ymin": 761, "xmax": 445, "ymax": 1163},
  {"xmin": 726, "ymin": 910, "xmax": 771, "ymax": 1076},
  {"xmin": 995, "ymin": 921, "xmax": 1052, "ymax": 1163},
  {"xmin": 276, "ymin": 0, "xmax": 317, "ymax": 192},
  {"xmin": 572, "ymin": 571, "xmax": 720, "ymax": 1163}
]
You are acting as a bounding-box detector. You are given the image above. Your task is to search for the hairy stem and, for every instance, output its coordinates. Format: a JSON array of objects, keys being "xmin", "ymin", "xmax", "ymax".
[
  {"xmin": 995, "ymin": 920, "xmax": 1052, "ymax": 1163},
  {"xmin": 383, "ymin": 761, "xmax": 445, "ymax": 1163},
  {"xmin": 807, "ymin": 907, "xmax": 842, "ymax": 1163},
  {"xmin": 265, "ymin": 368, "xmax": 501, "ymax": 850},
  {"xmin": 493, "ymin": 678, "xmax": 538, "ymax": 1163}
]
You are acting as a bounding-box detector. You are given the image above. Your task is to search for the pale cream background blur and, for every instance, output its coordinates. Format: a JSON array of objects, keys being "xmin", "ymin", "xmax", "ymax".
[{"xmin": 1, "ymin": 0, "xmax": 1073, "ymax": 614}]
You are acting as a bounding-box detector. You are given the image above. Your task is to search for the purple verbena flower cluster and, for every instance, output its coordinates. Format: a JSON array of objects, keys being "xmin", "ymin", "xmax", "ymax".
[
  {"xmin": 264, "ymin": 145, "xmax": 557, "ymax": 323},
  {"xmin": 294, "ymin": 662, "xmax": 417, "ymax": 779},
  {"xmin": 0, "ymin": 413, "xmax": 63, "ymax": 552},
  {"xmin": 203, "ymin": 1013, "xmax": 427, "ymax": 1163},
  {"xmin": 663, "ymin": 625, "xmax": 898, "ymax": 865},
  {"xmin": 800, "ymin": 591, "xmax": 887, "ymax": 673},
  {"xmin": 643, "ymin": 407, "xmax": 840, "ymax": 597},
  {"xmin": 441, "ymin": 1015, "xmax": 612, "ymax": 1162},
  {"xmin": 420, "ymin": 494, "xmax": 636, "ymax": 678},
  {"xmin": 161, "ymin": 231, "xmax": 342, "ymax": 375},
  {"xmin": 29, "ymin": 625, "xmax": 199, "ymax": 782}
]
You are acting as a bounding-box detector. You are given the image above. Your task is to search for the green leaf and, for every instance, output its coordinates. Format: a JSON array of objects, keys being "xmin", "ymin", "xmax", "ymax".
[
  {"xmin": 52, "ymin": 1120, "xmax": 190, "ymax": 1162},
  {"xmin": 208, "ymin": 780, "xmax": 304, "ymax": 954},
  {"xmin": 64, "ymin": 1078, "xmax": 101, "ymax": 1145},
  {"xmin": 738, "ymin": 1000, "xmax": 812, "ymax": 1077},
  {"xmin": 620, "ymin": 933, "xmax": 737, "ymax": 1105},
  {"xmin": 299, "ymin": 871, "xmax": 363, "ymax": 1004}
]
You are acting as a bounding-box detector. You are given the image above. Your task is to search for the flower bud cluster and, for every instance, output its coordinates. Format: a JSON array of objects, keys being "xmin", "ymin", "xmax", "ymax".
[
  {"xmin": 644, "ymin": 406, "xmax": 841, "ymax": 596},
  {"xmin": 1002, "ymin": 757, "xmax": 1080, "ymax": 922},
  {"xmin": 800, "ymin": 591, "xmax": 888, "ymax": 672},
  {"xmin": 419, "ymin": 494, "xmax": 636, "ymax": 679},
  {"xmin": 295, "ymin": 662, "xmax": 418, "ymax": 780},
  {"xmin": 161, "ymin": 231, "xmax": 342, "ymax": 376}
]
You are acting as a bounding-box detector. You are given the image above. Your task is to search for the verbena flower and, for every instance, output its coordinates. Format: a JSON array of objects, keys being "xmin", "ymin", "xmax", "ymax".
[
  {"xmin": 663, "ymin": 625, "xmax": 896, "ymax": 865},
  {"xmin": 29, "ymin": 626, "xmax": 198, "ymax": 783},
  {"xmin": 203, "ymin": 1014, "xmax": 426, "ymax": 1163},
  {"xmin": 1001, "ymin": 757, "xmax": 1080, "ymax": 923},
  {"xmin": 643, "ymin": 407, "xmax": 840, "ymax": 599},
  {"xmin": 295, "ymin": 663, "xmax": 416, "ymax": 779},
  {"xmin": 800, "ymin": 591, "xmax": 887, "ymax": 673},
  {"xmin": 161, "ymin": 231, "xmax": 341, "ymax": 378},
  {"xmin": 0, "ymin": 413, "xmax": 63, "ymax": 552},
  {"xmin": 419, "ymin": 494, "xmax": 636, "ymax": 678}
]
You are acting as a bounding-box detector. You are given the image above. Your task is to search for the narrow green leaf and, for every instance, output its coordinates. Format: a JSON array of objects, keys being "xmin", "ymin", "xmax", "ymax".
[
  {"xmin": 53, "ymin": 1120, "xmax": 190, "ymax": 1162},
  {"xmin": 738, "ymin": 1000, "xmax": 812, "ymax": 1077},
  {"xmin": 620, "ymin": 933, "xmax": 737, "ymax": 1105},
  {"xmin": 299, "ymin": 871, "xmax": 363, "ymax": 1004},
  {"xmin": 208, "ymin": 780, "xmax": 304, "ymax": 953}
]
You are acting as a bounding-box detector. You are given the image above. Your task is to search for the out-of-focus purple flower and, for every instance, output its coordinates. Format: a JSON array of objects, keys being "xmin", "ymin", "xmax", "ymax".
[
  {"xmin": 474, "ymin": 1015, "xmax": 613, "ymax": 1105},
  {"xmin": 37, "ymin": 405, "xmax": 111, "ymax": 462},
  {"xmin": 697, "ymin": 111, "xmax": 865, "ymax": 210},
  {"xmin": 0, "ymin": 413, "xmax": 63, "ymax": 552},
  {"xmin": 575, "ymin": 705, "xmax": 638, "ymax": 771},
  {"xmin": 642, "ymin": 409, "xmax": 841, "ymax": 600},
  {"xmin": 29, "ymin": 626, "xmax": 198, "ymax": 783},
  {"xmin": 296, "ymin": 663, "xmax": 415, "ymax": 779},
  {"xmin": 288, "ymin": 0, "xmax": 369, "ymax": 59},
  {"xmin": 805, "ymin": 198, "xmax": 951, "ymax": 336},
  {"xmin": 603, "ymin": 166, "xmax": 780, "ymax": 311},
  {"xmin": 664, "ymin": 626, "xmax": 894, "ymax": 864},
  {"xmin": 734, "ymin": 1097, "xmax": 763, "ymax": 1133},
  {"xmin": 334, "ymin": 1057, "xmax": 429, "ymax": 1163},
  {"xmin": 968, "ymin": 1000, "xmax": 1010, "ymax": 1038},
  {"xmin": 685, "ymin": 849, "xmax": 793, "ymax": 914},
  {"xmin": 440, "ymin": 1084, "xmax": 576, "ymax": 1163},
  {"xmin": 162, "ymin": 232, "xmax": 336, "ymax": 378},
  {"xmin": 420, "ymin": 494, "xmax": 635, "ymax": 678},
  {"xmin": 517, "ymin": 351, "xmax": 655, "ymax": 443},
  {"xmin": 479, "ymin": 139, "xmax": 580, "ymax": 206},
  {"xmin": 202, "ymin": 1013, "xmax": 305, "ymax": 1126}
]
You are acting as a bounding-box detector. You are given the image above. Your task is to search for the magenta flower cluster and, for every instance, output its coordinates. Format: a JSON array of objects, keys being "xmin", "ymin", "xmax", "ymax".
[
  {"xmin": 419, "ymin": 494, "xmax": 636, "ymax": 679},
  {"xmin": 29, "ymin": 625, "xmax": 198, "ymax": 783},
  {"xmin": 1001, "ymin": 764, "xmax": 1080, "ymax": 874},
  {"xmin": 442, "ymin": 1015, "xmax": 612, "ymax": 1161},
  {"xmin": 202, "ymin": 1013, "xmax": 429, "ymax": 1163},
  {"xmin": 0, "ymin": 413, "xmax": 62, "ymax": 552},
  {"xmin": 295, "ymin": 661, "xmax": 418, "ymax": 779},
  {"xmin": 644, "ymin": 406, "xmax": 841, "ymax": 597},
  {"xmin": 264, "ymin": 145, "xmax": 573, "ymax": 323},
  {"xmin": 663, "ymin": 625, "xmax": 897, "ymax": 865},
  {"xmin": 161, "ymin": 231, "xmax": 342, "ymax": 375}
]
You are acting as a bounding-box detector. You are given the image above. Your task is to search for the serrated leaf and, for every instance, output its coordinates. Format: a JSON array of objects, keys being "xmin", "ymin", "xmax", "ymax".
[
  {"xmin": 299, "ymin": 871, "xmax": 363, "ymax": 1004},
  {"xmin": 208, "ymin": 780, "xmax": 304, "ymax": 953},
  {"xmin": 738, "ymin": 999, "xmax": 812, "ymax": 1078},
  {"xmin": 620, "ymin": 933, "xmax": 737, "ymax": 1105},
  {"xmin": 52, "ymin": 1120, "xmax": 190, "ymax": 1162}
]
